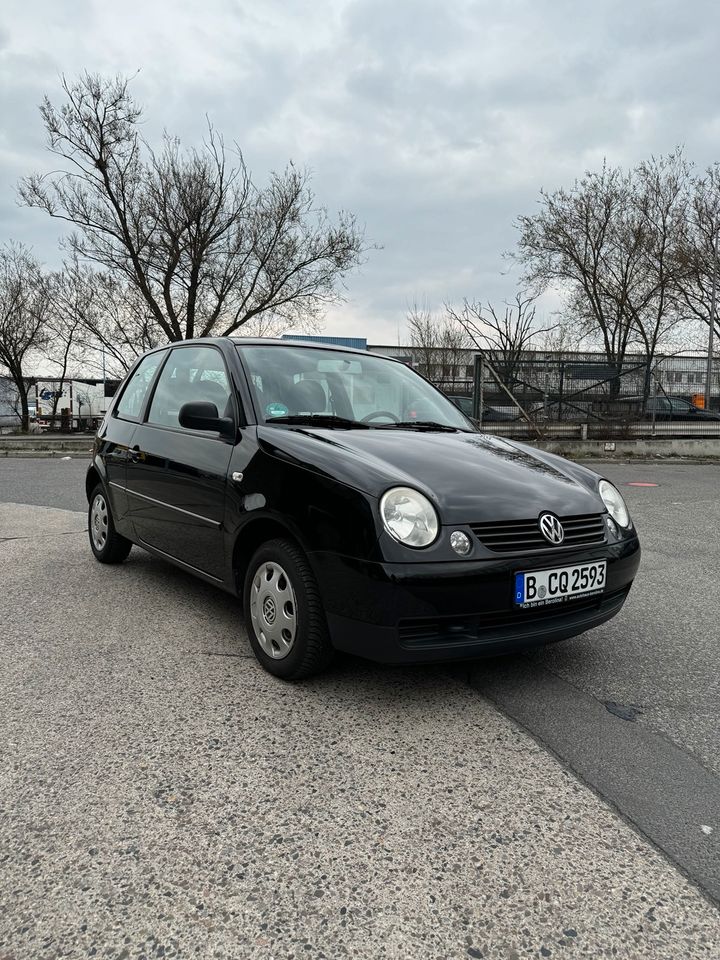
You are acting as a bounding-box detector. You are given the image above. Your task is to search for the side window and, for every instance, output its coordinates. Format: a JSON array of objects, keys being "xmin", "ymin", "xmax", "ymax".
[
  {"xmin": 115, "ymin": 353, "xmax": 164, "ymax": 421},
  {"xmin": 147, "ymin": 346, "xmax": 232, "ymax": 429}
]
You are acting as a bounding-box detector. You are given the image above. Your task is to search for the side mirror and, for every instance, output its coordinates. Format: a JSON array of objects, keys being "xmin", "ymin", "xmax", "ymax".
[{"xmin": 179, "ymin": 401, "xmax": 235, "ymax": 438}]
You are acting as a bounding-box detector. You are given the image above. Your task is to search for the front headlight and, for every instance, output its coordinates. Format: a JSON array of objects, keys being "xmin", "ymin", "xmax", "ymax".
[
  {"xmin": 599, "ymin": 479, "xmax": 631, "ymax": 528},
  {"xmin": 380, "ymin": 486, "xmax": 439, "ymax": 548}
]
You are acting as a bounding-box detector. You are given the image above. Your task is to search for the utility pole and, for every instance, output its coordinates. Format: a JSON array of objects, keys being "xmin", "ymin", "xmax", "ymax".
[
  {"xmin": 102, "ymin": 344, "xmax": 107, "ymax": 414},
  {"xmin": 478, "ymin": 360, "xmax": 485, "ymax": 428},
  {"xmin": 704, "ymin": 231, "xmax": 718, "ymax": 412}
]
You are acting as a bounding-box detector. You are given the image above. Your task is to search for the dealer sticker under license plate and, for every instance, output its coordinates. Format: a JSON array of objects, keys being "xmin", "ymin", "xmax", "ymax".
[{"xmin": 514, "ymin": 560, "xmax": 607, "ymax": 608}]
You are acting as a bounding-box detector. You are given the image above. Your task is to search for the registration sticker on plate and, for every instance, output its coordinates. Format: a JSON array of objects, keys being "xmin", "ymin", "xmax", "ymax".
[{"xmin": 514, "ymin": 560, "xmax": 607, "ymax": 608}]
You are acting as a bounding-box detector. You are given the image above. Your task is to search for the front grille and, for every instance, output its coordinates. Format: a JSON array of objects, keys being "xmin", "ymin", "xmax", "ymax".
[
  {"xmin": 397, "ymin": 586, "xmax": 629, "ymax": 649},
  {"xmin": 469, "ymin": 513, "xmax": 606, "ymax": 552}
]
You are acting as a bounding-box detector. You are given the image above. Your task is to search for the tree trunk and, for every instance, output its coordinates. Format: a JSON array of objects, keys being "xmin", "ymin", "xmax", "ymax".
[
  {"xmin": 6, "ymin": 364, "xmax": 30, "ymax": 432},
  {"xmin": 20, "ymin": 389, "xmax": 30, "ymax": 433}
]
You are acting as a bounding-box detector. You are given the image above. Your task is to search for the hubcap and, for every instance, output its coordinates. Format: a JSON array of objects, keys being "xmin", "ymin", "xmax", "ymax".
[
  {"xmin": 90, "ymin": 493, "xmax": 109, "ymax": 551},
  {"xmin": 249, "ymin": 561, "xmax": 298, "ymax": 659}
]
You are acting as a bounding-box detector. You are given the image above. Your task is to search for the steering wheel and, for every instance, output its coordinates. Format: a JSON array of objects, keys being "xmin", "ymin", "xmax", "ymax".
[{"xmin": 361, "ymin": 410, "xmax": 400, "ymax": 424}]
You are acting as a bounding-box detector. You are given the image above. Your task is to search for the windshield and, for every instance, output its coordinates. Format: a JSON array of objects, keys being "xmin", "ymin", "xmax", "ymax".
[{"xmin": 238, "ymin": 344, "xmax": 473, "ymax": 429}]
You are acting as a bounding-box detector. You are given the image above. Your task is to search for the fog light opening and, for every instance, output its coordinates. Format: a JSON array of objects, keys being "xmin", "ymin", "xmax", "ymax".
[{"xmin": 450, "ymin": 530, "xmax": 472, "ymax": 556}]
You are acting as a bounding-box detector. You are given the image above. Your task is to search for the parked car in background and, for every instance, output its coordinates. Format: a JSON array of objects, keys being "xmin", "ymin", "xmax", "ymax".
[
  {"xmin": 447, "ymin": 395, "xmax": 517, "ymax": 422},
  {"xmin": 86, "ymin": 339, "xmax": 640, "ymax": 680},
  {"xmin": 617, "ymin": 395, "xmax": 720, "ymax": 421}
]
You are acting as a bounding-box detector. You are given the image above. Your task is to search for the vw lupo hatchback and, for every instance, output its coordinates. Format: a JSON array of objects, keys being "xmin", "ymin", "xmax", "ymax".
[{"xmin": 87, "ymin": 339, "xmax": 640, "ymax": 680}]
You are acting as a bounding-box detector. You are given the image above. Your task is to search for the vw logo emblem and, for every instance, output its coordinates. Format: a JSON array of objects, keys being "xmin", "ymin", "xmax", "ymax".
[
  {"xmin": 538, "ymin": 512, "xmax": 564, "ymax": 545},
  {"xmin": 262, "ymin": 596, "xmax": 277, "ymax": 624}
]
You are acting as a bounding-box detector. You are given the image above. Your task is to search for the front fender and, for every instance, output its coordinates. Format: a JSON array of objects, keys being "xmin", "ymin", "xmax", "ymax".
[{"xmin": 226, "ymin": 452, "xmax": 382, "ymax": 561}]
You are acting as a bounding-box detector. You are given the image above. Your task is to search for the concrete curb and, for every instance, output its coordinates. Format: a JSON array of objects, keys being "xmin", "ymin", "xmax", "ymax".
[
  {"xmin": 528, "ymin": 437, "xmax": 720, "ymax": 459},
  {"xmin": 0, "ymin": 437, "xmax": 92, "ymax": 458},
  {"xmin": 0, "ymin": 450, "xmax": 91, "ymax": 458},
  {"xmin": 3, "ymin": 437, "xmax": 720, "ymax": 462}
]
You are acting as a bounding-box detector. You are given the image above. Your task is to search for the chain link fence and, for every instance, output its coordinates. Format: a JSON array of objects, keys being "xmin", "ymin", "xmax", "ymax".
[{"xmin": 438, "ymin": 352, "xmax": 720, "ymax": 439}]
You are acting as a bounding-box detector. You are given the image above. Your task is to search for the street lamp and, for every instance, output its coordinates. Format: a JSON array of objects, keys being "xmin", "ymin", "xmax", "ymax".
[{"xmin": 704, "ymin": 232, "xmax": 718, "ymax": 412}]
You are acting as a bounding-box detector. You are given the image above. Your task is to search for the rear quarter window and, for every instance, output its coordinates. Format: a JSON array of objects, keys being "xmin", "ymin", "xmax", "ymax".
[{"xmin": 115, "ymin": 353, "xmax": 164, "ymax": 421}]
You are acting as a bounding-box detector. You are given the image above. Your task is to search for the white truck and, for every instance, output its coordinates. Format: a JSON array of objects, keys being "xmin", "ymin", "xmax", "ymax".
[{"xmin": 34, "ymin": 380, "xmax": 108, "ymax": 431}]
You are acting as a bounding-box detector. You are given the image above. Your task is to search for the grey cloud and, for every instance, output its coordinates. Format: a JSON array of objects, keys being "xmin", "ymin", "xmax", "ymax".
[{"xmin": 2, "ymin": 0, "xmax": 720, "ymax": 341}]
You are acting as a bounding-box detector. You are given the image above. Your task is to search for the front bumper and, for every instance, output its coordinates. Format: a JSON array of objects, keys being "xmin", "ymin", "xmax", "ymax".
[{"xmin": 311, "ymin": 537, "xmax": 641, "ymax": 664}]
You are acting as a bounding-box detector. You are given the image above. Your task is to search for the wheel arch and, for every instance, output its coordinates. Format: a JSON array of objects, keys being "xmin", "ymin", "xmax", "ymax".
[
  {"xmin": 231, "ymin": 515, "xmax": 307, "ymax": 598},
  {"xmin": 85, "ymin": 461, "xmax": 106, "ymax": 502}
]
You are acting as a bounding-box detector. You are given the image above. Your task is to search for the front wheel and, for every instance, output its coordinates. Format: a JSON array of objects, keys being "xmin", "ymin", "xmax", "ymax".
[
  {"xmin": 243, "ymin": 538, "xmax": 334, "ymax": 680},
  {"xmin": 88, "ymin": 485, "xmax": 132, "ymax": 564}
]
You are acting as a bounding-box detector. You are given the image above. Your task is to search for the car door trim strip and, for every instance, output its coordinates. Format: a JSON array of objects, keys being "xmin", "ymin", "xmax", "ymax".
[
  {"xmin": 135, "ymin": 537, "xmax": 225, "ymax": 584},
  {"xmin": 110, "ymin": 482, "xmax": 221, "ymax": 529}
]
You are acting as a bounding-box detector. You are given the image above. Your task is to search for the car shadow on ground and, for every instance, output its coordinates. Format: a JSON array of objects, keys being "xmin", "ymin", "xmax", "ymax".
[{"xmin": 119, "ymin": 545, "xmax": 586, "ymax": 690}]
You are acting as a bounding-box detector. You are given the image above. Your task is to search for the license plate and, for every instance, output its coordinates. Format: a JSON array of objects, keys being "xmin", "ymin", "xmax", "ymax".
[{"xmin": 514, "ymin": 561, "xmax": 607, "ymax": 608}]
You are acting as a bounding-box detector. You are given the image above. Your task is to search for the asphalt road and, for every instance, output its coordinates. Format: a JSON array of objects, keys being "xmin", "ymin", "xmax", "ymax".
[
  {"xmin": 3, "ymin": 457, "xmax": 718, "ymax": 775},
  {"xmin": 1, "ymin": 456, "xmax": 719, "ymax": 957},
  {"xmin": 464, "ymin": 461, "xmax": 720, "ymax": 901},
  {"xmin": 0, "ymin": 456, "xmax": 90, "ymax": 512},
  {"xmin": 528, "ymin": 461, "xmax": 720, "ymax": 777}
]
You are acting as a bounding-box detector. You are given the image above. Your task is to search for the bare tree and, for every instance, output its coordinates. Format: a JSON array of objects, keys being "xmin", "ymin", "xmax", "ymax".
[
  {"xmin": 0, "ymin": 244, "xmax": 50, "ymax": 431},
  {"xmin": 675, "ymin": 163, "xmax": 720, "ymax": 343},
  {"xmin": 406, "ymin": 303, "xmax": 438, "ymax": 376},
  {"xmin": 629, "ymin": 152, "xmax": 691, "ymax": 365},
  {"xmin": 515, "ymin": 153, "xmax": 695, "ymax": 383},
  {"xmin": 19, "ymin": 73, "xmax": 366, "ymax": 345},
  {"xmin": 238, "ymin": 311, "xmax": 322, "ymax": 340},
  {"xmin": 47, "ymin": 264, "xmax": 161, "ymax": 380},
  {"xmin": 446, "ymin": 293, "xmax": 552, "ymax": 390},
  {"xmin": 43, "ymin": 260, "xmax": 90, "ymax": 416},
  {"xmin": 515, "ymin": 164, "xmax": 641, "ymax": 374},
  {"xmin": 406, "ymin": 303, "xmax": 472, "ymax": 385},
  {"xmin": 533, "ymin": 314, "xmax": 589, "ymax": 354}
]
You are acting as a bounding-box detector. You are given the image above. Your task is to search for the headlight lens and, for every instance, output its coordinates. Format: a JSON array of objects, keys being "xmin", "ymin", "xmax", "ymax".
[
  {"xmin": 599, "ymin": 480, "xmax": 630, "ymax": 528},
  {"xmin": 380, "ymin": 486, "xmax": 439, "ymax": 548}
]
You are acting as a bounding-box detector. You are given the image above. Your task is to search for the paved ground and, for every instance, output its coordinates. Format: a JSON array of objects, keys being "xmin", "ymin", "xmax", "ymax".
[
  {"xmin": 528, "ymin": 462, "xmax": 720, "ymax": 776},
  {"xmin": 1, "ymin": 458, "xmax": 719, "ymax": 958},
  {"xmin": 0, "ymin": 457, "xmax": 90, "ymax": 512}
]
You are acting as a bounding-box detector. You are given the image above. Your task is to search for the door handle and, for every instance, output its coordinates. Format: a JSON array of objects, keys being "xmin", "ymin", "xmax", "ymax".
[{"xmin": 128, "ymin": 444, "xmax": 141, "ymax": 463}]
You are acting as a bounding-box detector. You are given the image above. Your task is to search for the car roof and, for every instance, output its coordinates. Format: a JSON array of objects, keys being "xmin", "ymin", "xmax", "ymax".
[
  {"xmin": 144, "ymin": 336, "xmax": 402, "ymax": 363},
  {"xmin": 617, "ymin": 395, "xmax": 674, "ymax": 401},
  {"xmin": 229, "ymin": 337, "xmax": 376, "ymax": 356}
]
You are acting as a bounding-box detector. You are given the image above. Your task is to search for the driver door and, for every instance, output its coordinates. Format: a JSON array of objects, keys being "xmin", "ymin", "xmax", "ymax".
[{"xmin": 125, "ymin": 345, "xmax": 235, "ymax": 581}]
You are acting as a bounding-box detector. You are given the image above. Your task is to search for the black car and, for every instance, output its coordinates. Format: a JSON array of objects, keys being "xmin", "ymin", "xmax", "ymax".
[
  {"xmin": 619, "ymin": 395, "xmax": 720, "ymax": 421},
  {"xmin": 447, "ymin": 395, "xmax": 517, "ymax": 422},
  {"xmin": 87, "ymin": 339, "xmax": 640, "ymax": 680}
]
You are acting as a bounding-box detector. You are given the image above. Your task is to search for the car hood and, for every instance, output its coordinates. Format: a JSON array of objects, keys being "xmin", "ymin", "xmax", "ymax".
[{"xmin": 257, "ymin": 426, "xmax": 605, "ymax": 524}]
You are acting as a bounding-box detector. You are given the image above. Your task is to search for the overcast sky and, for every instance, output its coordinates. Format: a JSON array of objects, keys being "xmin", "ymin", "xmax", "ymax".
[{"xmin": 2, "ymin": 0, "xmax": 720, "ymax": 343}]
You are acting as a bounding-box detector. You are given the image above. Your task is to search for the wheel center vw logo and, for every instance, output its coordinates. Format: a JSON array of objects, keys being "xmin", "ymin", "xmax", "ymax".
[
  {"xmin": 538, "ymin": 512, "xmax": 565, "ymax": 545},
  {"xmin": 262, "ymin": 596, "xmax": 277, "ymax": 624}
]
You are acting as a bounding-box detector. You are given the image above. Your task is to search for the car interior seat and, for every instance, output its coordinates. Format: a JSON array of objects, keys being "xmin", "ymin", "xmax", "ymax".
[{"xmin": 286, "ymin": 379, "xmax": 327, "ymax": 415}]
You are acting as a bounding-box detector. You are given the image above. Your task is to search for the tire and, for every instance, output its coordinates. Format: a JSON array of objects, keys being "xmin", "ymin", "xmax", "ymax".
[
  {"xmin": 243, "ymin": 538, "xmax": 334, "ymax": 680},
  {"xmin": 88, "ymin": 484, "xmax": 133, "ymax": 564}
]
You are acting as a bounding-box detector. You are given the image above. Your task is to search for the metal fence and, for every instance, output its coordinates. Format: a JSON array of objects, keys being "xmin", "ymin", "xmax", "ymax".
[
  {"xmin": 439, "ymin": 352, "xmax": 720, "ymax": 439},
  {"xmin": 4, "ymin": 354, "xmax": 720, "ymax": 440}
]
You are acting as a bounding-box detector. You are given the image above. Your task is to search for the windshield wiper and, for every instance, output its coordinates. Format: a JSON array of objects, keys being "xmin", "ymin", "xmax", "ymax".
[
  {"xmin": 266, "ymin": 415, "xmax": 369, "ymax": 429},
  {"xmin": 374, "ymin": 420, "xmax": 462, "ymax": 432}
]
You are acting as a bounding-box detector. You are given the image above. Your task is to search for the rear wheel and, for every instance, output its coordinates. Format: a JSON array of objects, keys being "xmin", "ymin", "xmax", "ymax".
[
  {"xmin": 243, "ymin": 538, "xmax": 334, "ymax": 680},
  {"xmin": 88, "ymin": 485, "xmax": 132, "ymax": 564}
]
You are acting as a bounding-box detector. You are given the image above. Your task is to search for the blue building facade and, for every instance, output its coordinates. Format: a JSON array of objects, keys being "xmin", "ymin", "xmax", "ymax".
[{"xmin": 281, "ymin": 335, "xmax": 368, "ymax": 351}]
